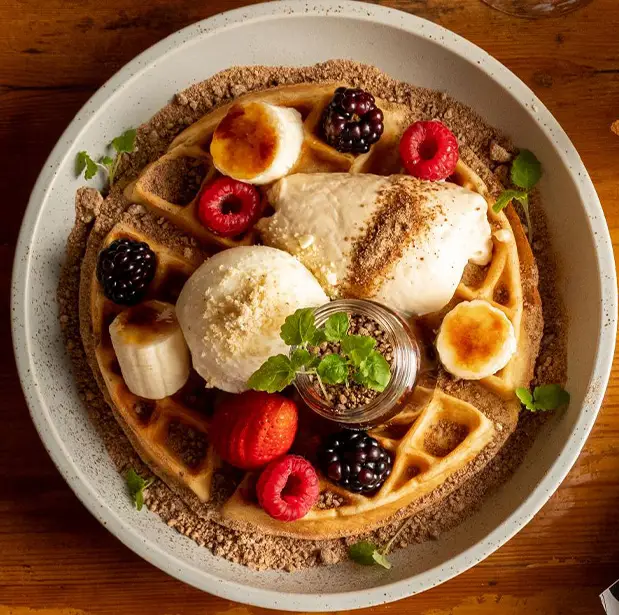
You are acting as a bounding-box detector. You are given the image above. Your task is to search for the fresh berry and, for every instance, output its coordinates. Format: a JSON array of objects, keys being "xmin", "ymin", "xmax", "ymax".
[
  {"xmin": 321, "ymin": 87, "xmax": 384, "ymax": 154},
  {"xmin": 399, "ymin": 120, "xmax": 459, "ymax": 181},
  {"xmin": 257, "ymin": 455, "xmax": 320, "ymax": 521},
  {"xmin": 318, "ymin": 431, "xmax": 392, "ymax": 494},
  {"xmin": 210, "ymin": 391, "xmax": 298, "ymax": 470},
  {"xmin": 97, "ymin": 238, "xmax": 156, "ymax": 305},
  {"xmin": 197, "ymin": 177, "xmax": 261, "ymax": 237}
]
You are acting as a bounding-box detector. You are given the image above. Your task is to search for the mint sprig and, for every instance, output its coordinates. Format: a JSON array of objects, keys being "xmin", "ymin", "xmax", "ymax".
[
  {"xmin": 348, "ymin": 540, "xmax": 392, "ymax": 569},
  {"xmin": 280, "ymin": 307, "xmax": 317, "ymax": 346},
  {"xmin": 247, "ymin": 355, "xmax": 295, "ymax": 394},
  {"xmin": 247, "ymin": 309, "xmax": 392, "ymax": 399},
  {"xmin": 317, "ymin": 353, "xmax": 349, "ymax": 385},
  {"xmin": 515, "ymin": 384, "xmax": 570, "ymax": 412},
  {"xmin": 492, "ymin": 149, "xmax": 542, "ymax": 241},
  {"xmin": 76, "ymin": 151, "xmax": 99, "ymax": 180},
  {"xmin": 125, "ymin": 468, "xmax": 154, "ymax": 511},
  {"xmin": 348, "ymin": 516, "xmax": 416, "ymax": 570},
  {"xmin": 75, "ymin": 128, "xmax": 137, "ymax": 187}
]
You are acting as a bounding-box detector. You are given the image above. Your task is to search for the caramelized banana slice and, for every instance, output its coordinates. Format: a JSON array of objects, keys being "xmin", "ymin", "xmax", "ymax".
[
  {"xmin": 436, "ymin": 299, "xmax": 516, "ymax": 380},
  {"xmin": 210, "ymin": 102, "xmax": 304, "ymax": 184}
]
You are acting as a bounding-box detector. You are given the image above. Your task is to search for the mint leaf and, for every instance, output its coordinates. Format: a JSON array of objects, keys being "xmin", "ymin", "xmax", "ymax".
[
  {"xmin": 492, "ymin": 189, "xmax": 528, "ymax": 214},
  {"xmin": 76, "ymin": 151, "xmax": 99, "ymax": 180},
  {"xmin": 310, "ymin": 328, "xmax": 327, "ymax": 346},
  {"xmin": 290, "ymin": 348, "xmax": 311, "ymax": 370},
  {"xmin": 356, "ymin": 350, "xmax": 391, "ymax": 392},
  {"xmin": 516, "ymin": 384, "xmax": 569, "ymax": 412},
  {"xmin": 341, "ymin": 335, "xmax": 376, "ymax": 365},
  {"xmin": 372, "ymin": 551, "xmax": 392, "ymax": 569},
  {"xmin": 348, "ymin": 541, "xmax": 391, "ymax": 569},
  {"xmin": 111, "ymin": 128, "xmax": 137, "ymax": 154},
  {"xmin": 125, "ymin": 468, "xmax": 154, "ymax": 511},
  {"xmin": 324, "ymin": 312, "xmax": 349, "ymax": 342},
  {"xmin": 511, "ymin": 149, "xmax": 542, "ymax": 190},
  {"xmin": 317, "ymin": 354, "xmax": 349, "ymax": 385},
  {"xmin": 533, "ymin": 384, "xmax": 570, "ymax": 410},
  {"xmin": 247, "ymin": 355, "xmax": 295, "ymax": 393},
  {"xmin": 515, "ymin": 387, "xmax": 534, "ymax": 409},
  {"xmin": 306, "ymin": 353, "xmax": 322, "ymax": 370},
  {"xmin": 99, "ymin": 155, "xmax": 114, "ymax": 168},
  {"xmin": 280, "ymin": 308, "xmax": 317, "ymax": 346}
]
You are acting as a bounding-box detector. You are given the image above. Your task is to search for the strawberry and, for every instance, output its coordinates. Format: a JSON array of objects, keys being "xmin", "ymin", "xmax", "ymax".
[
  {"xmin": 257, "ymin": 455, "xmax": 320, "ymax": 521},
  {"xmin": 210, "ymin": 391, "xmax": 298, "ymax": 470}
]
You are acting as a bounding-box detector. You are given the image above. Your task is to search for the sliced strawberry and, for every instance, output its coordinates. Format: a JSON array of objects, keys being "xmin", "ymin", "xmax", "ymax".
[
  {"xmin": 197, "ymin": 177, "xmax": 261, "ymax": 237},
  {"xmin": 399, "ymin": 120, "xmax": 459, "ymax": 181},
  {"xmin": 257, "ymin": 455, "xmax": 320, "ymax": 522}
]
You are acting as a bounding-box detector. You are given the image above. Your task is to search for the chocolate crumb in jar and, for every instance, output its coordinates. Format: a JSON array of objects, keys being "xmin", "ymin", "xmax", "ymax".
[{"xmin": 309, "ymin": 314, "xmax": 393, "ymax": 413}]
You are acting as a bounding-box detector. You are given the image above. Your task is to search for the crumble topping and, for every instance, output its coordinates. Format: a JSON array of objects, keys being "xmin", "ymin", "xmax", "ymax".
[{"xmin": 201, "ymin": 269, "xmax": 273, "ymax": 359}]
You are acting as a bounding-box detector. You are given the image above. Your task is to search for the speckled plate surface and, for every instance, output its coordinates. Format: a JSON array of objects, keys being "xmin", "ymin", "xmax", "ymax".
[{"xmin": 11, "ymin": 1, "xmax": 617, "ymax": 611}]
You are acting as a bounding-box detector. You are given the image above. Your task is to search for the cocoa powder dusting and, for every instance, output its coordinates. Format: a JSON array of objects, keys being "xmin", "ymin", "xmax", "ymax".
[
  {"xmin": 58, "ymin": 60, "xmax": 567, "ymax": 571},
  {"xmin": 346, "ymin": 177, "xmax": 437, "ymax": 296}
]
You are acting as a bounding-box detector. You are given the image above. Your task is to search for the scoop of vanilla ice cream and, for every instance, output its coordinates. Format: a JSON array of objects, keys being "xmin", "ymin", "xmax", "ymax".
[
  {"xmin": 258, "ymin": 173, "xmax": 492, "ymax": 316},
  {"xmin": 176, "ymin": 246, "xmax": 329, "ymax": 393}
]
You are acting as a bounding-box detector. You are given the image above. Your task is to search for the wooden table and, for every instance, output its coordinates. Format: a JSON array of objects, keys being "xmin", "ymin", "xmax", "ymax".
[{"xmin": 1, "ymin": 1, "xmax": 618, "ymax": 613}]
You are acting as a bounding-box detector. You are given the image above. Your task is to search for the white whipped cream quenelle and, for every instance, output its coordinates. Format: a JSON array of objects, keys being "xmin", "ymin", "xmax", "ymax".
[
  {"xmin": 176, "ymin": 246, "xmax": 328, "ymax": 393},
  {"xmin": 257, "ymin": 173, "xmax": 493, "ymax": 316}
]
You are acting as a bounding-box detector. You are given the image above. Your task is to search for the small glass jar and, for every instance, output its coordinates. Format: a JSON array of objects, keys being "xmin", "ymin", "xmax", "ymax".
[{"xmin": 293, "ymin": 299, "xmax": 420, "ymax": 429}]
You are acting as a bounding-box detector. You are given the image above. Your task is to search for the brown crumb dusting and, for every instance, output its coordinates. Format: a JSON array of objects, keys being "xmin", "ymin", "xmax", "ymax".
[
  {"xmin": 611, "ymin": 120, "xmax": 619, "ymax": 136},
  {"xmin": 424, "ymin": 420, "xmax": 469, "ymax": 458},
  {"xmin": 346, "ymin": 177, "xmax": 437, "ymax": 296},
  {"xmin": 142, "ymin": 156, "xmax": 206, "ymax": 205},
  {"xmin": 166, "ymin": 421, "xmax": 208, "ymax": 469},
  {"xmin": 58, "ymin": 60, "xmax": 567, "ymax": 572},
  {"xmin": 316, "ymin": 491, "xmax": 345, "ymax": 510},
  {"xmin": 461, "ymin": 262, "xmax": 489, "ymax": 288},
  {"xmin": 489, "ymin": 140, "xmax": 513, "ymax": 163}
]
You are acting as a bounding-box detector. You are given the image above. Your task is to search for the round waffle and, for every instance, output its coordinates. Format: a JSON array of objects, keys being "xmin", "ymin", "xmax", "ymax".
[{"xmin": 81, "ymin": 83, "xmax": 543, "ymax": 540}]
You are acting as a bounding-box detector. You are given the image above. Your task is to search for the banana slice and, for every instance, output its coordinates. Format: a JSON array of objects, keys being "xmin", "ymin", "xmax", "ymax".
[
  {"xmin": 210, "ymin": 101, "xmax": 304, "ymax": 185},
  {"xmin": 436, "ymin": 299, "xmax": 516, "ymax": 380},
  {"xmin": 109, "ymin": 300, "xmax": 190, "ymax": 399}
]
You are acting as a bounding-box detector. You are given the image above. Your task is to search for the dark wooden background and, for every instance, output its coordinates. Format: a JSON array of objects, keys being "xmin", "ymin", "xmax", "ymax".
[{"xmin": 2, "ymin": 1, "xmax": 618, "ymax": 614}]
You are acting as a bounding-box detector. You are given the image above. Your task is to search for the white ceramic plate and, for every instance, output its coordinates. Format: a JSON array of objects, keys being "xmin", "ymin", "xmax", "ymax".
[{"xmin": 11, "ymin": 1, "xmax": 617, "ymax": 611}]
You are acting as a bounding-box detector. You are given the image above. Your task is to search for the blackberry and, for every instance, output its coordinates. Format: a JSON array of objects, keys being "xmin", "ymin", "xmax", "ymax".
[
  {"xmin": 321, "ymin": 87, "xmax": 385, "ymax": 154},
  {"xmin": 97, "ymin": 238, "xmax": 156, "ymax": 305},
  {"xmin": 318, "ymin": 431, "xmax": 392, "ymax": 494}
]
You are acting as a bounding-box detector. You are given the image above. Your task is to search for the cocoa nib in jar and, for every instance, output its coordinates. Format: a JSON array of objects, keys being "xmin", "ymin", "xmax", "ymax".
[{"xmin": 310, "ymin": 313, "xmax": 394, "ymax": 413}]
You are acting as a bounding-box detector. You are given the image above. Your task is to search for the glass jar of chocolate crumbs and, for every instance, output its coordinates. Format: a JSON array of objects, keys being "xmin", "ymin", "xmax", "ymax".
[{"xmin": 293, "ymin": 299, "xmax": 420, "ymax": 429}]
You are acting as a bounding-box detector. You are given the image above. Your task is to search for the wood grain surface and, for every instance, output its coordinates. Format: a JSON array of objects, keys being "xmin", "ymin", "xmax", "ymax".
[{"xmin": 1, "ymin": 1, "xmax": 618, "ymax": 614}]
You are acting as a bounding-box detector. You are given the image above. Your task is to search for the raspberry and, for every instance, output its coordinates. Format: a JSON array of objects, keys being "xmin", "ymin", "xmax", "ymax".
[
  {"xmin": 256, "ymin": 455, "xmax": 320, "ymax": 521},
  {"xmin": 97, "ymin": 239, "xmax": 156, "ymax": 305},
  {"xmin": 399, "ymin": 121, "xmax": 459, "ymax": 181},
  {"xmin": 197, "ymin": 177, "xmax": 261, "ymax": 237}
]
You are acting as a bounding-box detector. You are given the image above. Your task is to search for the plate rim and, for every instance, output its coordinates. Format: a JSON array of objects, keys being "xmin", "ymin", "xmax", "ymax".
[{"xmin": 11, "ymin": 0, "xmax": 617, "ymax": 611}]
